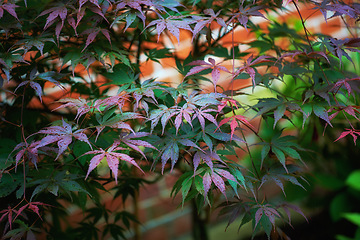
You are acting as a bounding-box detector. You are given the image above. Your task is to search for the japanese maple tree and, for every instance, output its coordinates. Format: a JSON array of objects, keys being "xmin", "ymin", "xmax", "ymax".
[{"xmin": 1, "ymin": 0, "xmax": 360, "ymax": 239}]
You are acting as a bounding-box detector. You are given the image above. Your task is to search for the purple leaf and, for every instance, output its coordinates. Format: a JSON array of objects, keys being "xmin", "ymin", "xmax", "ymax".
[
  {"xmin": 254, "ymin": 208, "xmax": 263, "ymax": 229},
  {"xmin": 82, "ymin": 29, "xmax": 100, "ymax": 52},
  {"xmin": 211, "ymin": 172, "xmax": 226, "ymax": 198},
  {"xmin": 1, "ymin": 3, "xmax": 19, "ymax": 21},
  {"xmin": 203, "ymin": 172, "xmax": 211, "ymax": 197},
  {"xmin": 55, "ymin": 136, "xmax": 72, "ymax": 160},
  {"xmin": 29, "ymin": 81, "xmax": 43, "ymax": 103},
  {"xmin": 146, "ymin": 16, "xmax": 195, "ymax": 44},
  {"xmin": 215, "ymin": 169, "xmax": 237, "ymax": 182}
]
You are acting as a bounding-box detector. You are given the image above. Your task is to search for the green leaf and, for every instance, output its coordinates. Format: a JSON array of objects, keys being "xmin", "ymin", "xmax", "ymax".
[
  {"xmin": 48, "ymin": 184, "xmax": 59, "ymax": 196},
  {"xmin": 0, "ymin": 173, "xmax": 22, "ymax": 197},
  {"xmin": 61, "ymin": 180, "xmax": 90, "ymax": 195},
  {"xmin": 31, "ymin": 183, "xmax": 48, "ymax": 200},
  {"xmin": 273, "ymin": 104, "xmax": 286, "ymax": 128},
  {"xmin": 335, "ymin": 235, "xmax": 354, "ymax": 240},
  {"xmin": 103, "ymin": 64, "xmax": 136, "ymax": 85},
  {"xmin": 346, "ymin": 170, "xmax": 360, "ymax": 191},
  {"xmin": 313, "ymin": 104, "xmax": 331, "ymax": 126},
  {"xmin": 343, "ymin": 213, "xmax": 360, "ymax": 227},
  {"xmin": 281, "ymin": 147, "xmax": 301, "ymax": 160},
  {"xmin": 330, "ymin": 193, "xmax": 351, "ymax": 221},
  {"xmin": 261, "ymin": 214, "xmax": 272, "ymax": 240},
  {"xmin": 181, "ymin": 177, "xmax": 193, "ymax": 206},
  {"xmin": 78, "ymin": 192, "xmax": 88, "ymax": 211},
  {"xmin": 194, "ymin": 175, "xmax": 204, "ymax": 194},
  {"xmin": 232, "ymin": 169, "xmax": 246, "ymax": 190},
  {"xmin": 272, "ymin": 146, "xmax": 286, "ymax": 171},
  {"xmin": 261, "ymin": 144, "xmax": 270, "ymax": 165}
]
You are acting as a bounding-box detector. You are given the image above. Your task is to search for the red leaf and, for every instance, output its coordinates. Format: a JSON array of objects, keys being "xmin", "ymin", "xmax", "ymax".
[
  {"xmin": 0, "ymin": 207, "xmax": 18, "ymax": 229},
  {"xmin": 334, "ymin": 129, "xmax": 360, "ymax": 145}
]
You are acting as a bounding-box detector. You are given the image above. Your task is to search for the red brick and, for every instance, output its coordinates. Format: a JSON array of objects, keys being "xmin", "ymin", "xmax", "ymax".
[{"xmin": 142, "ymin": 225, "xmax": 169, "ymax": 240}]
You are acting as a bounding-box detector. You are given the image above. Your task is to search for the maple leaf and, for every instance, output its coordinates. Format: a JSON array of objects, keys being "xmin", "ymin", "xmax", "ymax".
[
  {"xmin": 202, "ymin": 168, "xmax": 237, "ymax": 199},
  {"xmin": 36, "ymin": 119, "xmax": 92, "ymax": 160},
  {"xmin": 10, "ymin": 141, "xmax": 40, "ymax": 168},
  {"xmin": 15, "ymin": 34, "xmax": 56, "ymax": 56},
  {"xmin": 259, "ymin": 134, "xmax": 302, "ymax": 172},
  {"xmin": 114, "ymin": 132, "xmax": 157, "ymax": 159},
  {"xmin": 38, "ymin": 4, "xmax": 71, "ymax": 41},
  {"xmin": 0, "ymin": 50, "xmax": 28, "ymax": 82},
  {"xmin": 81, "ymin": 28, "xmax": 111, "ymax": 52},
  {"xmin": 184, "ymin": 57, "xmax": 230, "ymax": 89},
  {"xmin": 313, "ymin": 0, "xmax": 358, "ymax": 22},
  {"xmin": 132, "ymin": 79, "xmax": 163, "ymax": 111},
  {"xmin": 115, "ymin": 0, "xmax": 156, "ymax": 16},
  {"xmin": 168, "ymin": 106, "xmax": 194, "ymax": 133},
  {"xmin": 331, "ymin": 77, "xmax": 360, "ymax": 97},
  {"xmin": 79, "ymin": 0, "xmax": 102, "ymax": 9},
  {"xmin": 191, "ymin": 9, "xmax": 227, "ymax": 41},
  {"xmin": 183, "ymin": 92, "xmax": 226, "ymax": 109},
  {"xmin": 156, "ymin": 132, "xmax": 202, "ymax": 173},
  {"xmin": 14, "ymin": 80, "xmax": 44, "ymax": 102},
  {"xmin": 323, "ymin": 37, "xmax": 360, "ymax": 66},
  {"xmin": 234, "ymin": 55, "xmax": 272, "ymax": 87},
  {"xmin": 229, "ymin": 4, "xmax": 267, "ymax": 30},
  {"xmin": 217, "ymin": 98, "xmax": 239, "ymax": 114},
  {"xmin": 81, "ymin": 143, "xmax": 144, "ymax": 184},
  {"xmin": 253, "ymin": 204, "xmax": 281, "ymax": 230},
  {"xmin": 0, "ymin": 3, "xmax": 19, "ymax": 21},
  {"xmin": 218, "ymin": 115, "xmax": 255, "ymax": 140},
  {"xmin": 253, "ymin": 97, "xmax": 302, "ymax": 127},
  {"xmin": 14, "ymin": 202, "xmax": 49, "ymax": 221},
  {"xmin": 259, "ymin": 171, "xmax": 306, "ymax": 196},
  {"xmin": 203, "ymin": 124, "xmax": 245, "ymax": 151},
  {"xmin": 276, "ymin": 203, "xmax": 308, "ymax": 227},
  {"xmin": 327, "ymin": 105, "xmax": 360, "ymax": 130},
  {"xmin": 192, "ymin": 107, "xmax": 219, "ymax": 132},
  {"xmin": 149, "ymin": 104, "xmax": 177, "ymax": 133},
  {"xmin": 146, "ymin": 15, "xmax": 195, "ymax": 44},
  {"xmin": 280, "ymin": 50, "xmax": 330, "ymax": 64},
  {"xmin": 193, "ymin": 149, "xmax": 223, "ymax": 173},
  {"xmin": 334, "ymin": 128, "xmax": 360, "ymax": 145},
  {"xmin": 29, "ymin": 171, "xmax": 90, "ymax": 200},
  {"xmin": 0, "ymin": 206, "xmax": 18, "ymax": 229},
  {"xmin": 13, "ymin": 70, "xmax": 65, "ymax": 103},
  {"xmin": 53, "ymin": 97, "xmax": 102, "ymax": 121},
  {"xmin": 95, "ymin": 111, "xmax": 144, "ymax": 141}
]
